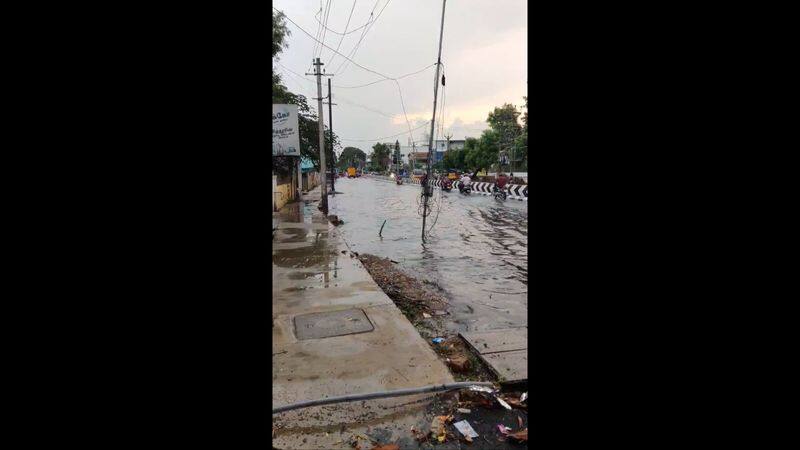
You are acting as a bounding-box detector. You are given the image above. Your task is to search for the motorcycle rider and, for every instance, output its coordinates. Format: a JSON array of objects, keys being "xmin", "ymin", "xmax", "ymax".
[
  {"xmin": 494, "ymin": 172, "xmax": 509, "ymax": 193},
  {"xmin": 459, "ymin": 172, "xmax": 472, "ymax": 193}
]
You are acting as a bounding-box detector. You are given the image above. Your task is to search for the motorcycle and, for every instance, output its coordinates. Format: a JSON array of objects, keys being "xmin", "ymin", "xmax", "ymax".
[
  {"xmin": 441, "ymin": 178, "xmax": 452, "ymax": 192},
  {"xmin": 493, "ymin": 185, "xmax": 507, "ymax": 201},
  {"xmin": 459, "ymin": 183, "xmax": 472, "ymax": 195}
]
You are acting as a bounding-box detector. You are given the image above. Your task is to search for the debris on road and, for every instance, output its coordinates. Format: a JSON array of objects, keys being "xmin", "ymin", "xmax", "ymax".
[
  {"xmin": 370, "ymin": 443, "xmax": 399, "ymax": 450},
  {"xmin": 432, "ymin": 337, "xmax": 445, "ymax": 344},
  {"xmin": 507, "ymin": 428, "xmax": 528, "ymax": 442},
  {"xmin": 457, "ymin": 408, "xmax": 471, "ymax": 414},
  {"xmin": 454, "ymin": 420, "xmax": 479, "ymax": 440},
  {"xmin": 497, "ymin": 424, "xmax": 512, "ymax": 435},
  {"xmin": 520, "ymin": 392, "xmax": 528, "ymax": 402},
  {"xmin": 430, "ymin": 415, "xmax": 452, "ymax": 443},
  {"xmin": 446, "ymin": 355, "xmax": 472, "ymax": 373},
  {"xmin": 496, "ymin": 396, "xmax": 512, "ymax": 410},
  {"xmin": 422, "ymin": 312, "xmax": 431, "ymax": 318}
]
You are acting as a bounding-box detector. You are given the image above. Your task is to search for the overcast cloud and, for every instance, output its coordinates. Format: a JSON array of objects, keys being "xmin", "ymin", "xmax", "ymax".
[{"xmin": 274, "ymin": 0, "xmax": 527, "ymax": 154}]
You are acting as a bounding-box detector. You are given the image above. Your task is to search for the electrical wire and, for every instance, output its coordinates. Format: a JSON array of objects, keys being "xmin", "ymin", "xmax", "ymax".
[
  {"xmin": 317, "ymin": 0, "xmax": 333, "ymax": 59},
  {"xmin": 275, "ymin": 6, "xmax": 424, "ymax": 155},
  {"xmin": 311, "ymin": 3, "xmax": 324, "ymax": 61},
  {"xmin": 314, "ymin": 2, "xmax": 375, "ymax": 36},
  {"xmin": 339, "ymin": 121, "xmax": 430, "ymax": 142},
  {"xmin": 276, "ymin": 7, "xmax": 395, "ymax": 81},
  {"xmin": 333, "ymin": 63, "xmax": 436, "ymax": 89},
  {"xmin": 327, "ymin": 0, "xmax": 358, "ymax": 67},
  {"xmin": 334, "ymin": 0, "xmax": 391, "ymax": 76}
]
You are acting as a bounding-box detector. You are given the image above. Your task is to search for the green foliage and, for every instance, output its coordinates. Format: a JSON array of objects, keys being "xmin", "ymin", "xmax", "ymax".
[
  {"xmin": 272, "ymin": 11, "xmax": 339, "ymax": 173},
  {"xmin": 337, "ymin": 147, "xmax": 367, "ymax": 170},
  {"xmin": 272, "ymin": 11, "xmax": 290, "ymax": 59},
  {"xmin": 370, "ymin": 142, "xmax": 391, "ymax": 171}
]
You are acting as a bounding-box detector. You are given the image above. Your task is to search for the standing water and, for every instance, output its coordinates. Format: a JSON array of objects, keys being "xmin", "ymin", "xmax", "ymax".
[{"xmin": 328, "ymin": 177, "xmax": 528, "ymax": 333}]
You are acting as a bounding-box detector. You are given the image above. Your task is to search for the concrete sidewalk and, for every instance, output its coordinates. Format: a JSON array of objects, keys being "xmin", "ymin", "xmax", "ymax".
[{"xmin": 272, "ymin": 187, "xmax": 453, "ymax": 449}]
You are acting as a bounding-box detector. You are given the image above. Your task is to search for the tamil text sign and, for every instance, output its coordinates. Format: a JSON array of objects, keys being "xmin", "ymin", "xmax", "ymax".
[{"xmin": 272, "ymin": 104, "xmax": 300, "ymax": 156}]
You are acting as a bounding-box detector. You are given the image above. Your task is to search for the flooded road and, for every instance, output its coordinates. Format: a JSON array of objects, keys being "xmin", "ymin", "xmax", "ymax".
[{"xmin": 328, "ymin": 177, "xmax": 528, "ymax": 334}]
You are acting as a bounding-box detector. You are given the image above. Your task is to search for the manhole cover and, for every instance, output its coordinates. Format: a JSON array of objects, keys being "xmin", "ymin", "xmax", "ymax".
[{"xmin": 294, "ymin": 309, "xmax": 374, "ymax": 340}]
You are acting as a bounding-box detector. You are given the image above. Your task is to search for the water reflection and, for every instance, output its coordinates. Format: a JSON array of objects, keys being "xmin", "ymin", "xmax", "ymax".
[{"xmin": 328, "ymin": 178, "xmax": 528, "ymax": 332}]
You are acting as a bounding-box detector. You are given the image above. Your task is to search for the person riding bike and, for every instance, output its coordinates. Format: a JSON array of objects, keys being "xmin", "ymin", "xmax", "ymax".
[
  {"xmin": 494, "ymin": 172, "xmax": 509, "ymax": 193},
  {"xmin": 459, "ymin": 173, "xmax": 472, "ymax": 193}
]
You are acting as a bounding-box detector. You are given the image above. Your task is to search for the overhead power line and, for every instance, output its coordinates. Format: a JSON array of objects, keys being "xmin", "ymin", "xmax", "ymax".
[
  {"xmin": 327, "ymin": 0, "xmax": 358, "ymax": 67},
  {"xmin": 339, "ymin": 121, "xmax": 430, "ymax": 142},
  {"xmin": 334, "ymin": 63, "xmax": 436, "ymax": 89},
  {"xmin": 317, "ymin": 0, "xmax": 333, "ymax": 59},
  {"xmin": 335, "ymin": 0, "xmax": 392, "ymax": 76},
  {"xmin": 275, "ymin": 7, "xmax": 395, "ymax": 81},
  {"xmin": 314, "ymin": 3, "xmax": 374, "ymax": 36}
]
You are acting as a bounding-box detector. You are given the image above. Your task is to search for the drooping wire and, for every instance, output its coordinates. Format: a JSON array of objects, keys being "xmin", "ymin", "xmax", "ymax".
[
  {"xmin": 317, "ymin": 0, "xmax": 333, "ymax": 59},
  {"xmin": 335, "ymin": 0, "xmax": 392, "ymax": 76},
  {"xmin": 327, "ymin": 0, "xmax": 358, "ymax": 67}
]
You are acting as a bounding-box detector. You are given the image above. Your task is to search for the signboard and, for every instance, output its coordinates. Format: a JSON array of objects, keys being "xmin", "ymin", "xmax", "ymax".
[
  {"xmin": 272, "ymin": 104, "xmax": 300, "ymax": 156},
  {"xmin": 499, "ymin": 151, "xmax": 509, "ymax": 165}
]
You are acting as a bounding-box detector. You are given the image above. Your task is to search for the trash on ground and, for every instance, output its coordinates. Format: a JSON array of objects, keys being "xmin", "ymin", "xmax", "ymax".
[
  {"xmin": 496, "ymin": 397, "xmax": 512, "ymax": 410},
  {"xmin": 422, "ymin": 312, "xmax": 431, "ymax": 318},
  {"xmin": 468, "ymin": 385, "xmax": 495, "ymax": 394},
  {"xmin": 432, "ymin": 337, "xmax": 445, "ymax": 344},
  {"xmin": 520, "ymin": 392, "xmax": 528, "ymax": 402},
  {"xmin": 454, "ymin": 420, "xmax": 479, "ymax": 439},
  {"xmin": 457, "ymin": 408, "xmax": 471, "ymax": 414},
  {"xmin": 371, "ymin": 444, "xmax": 399, "ymax": 450},
  {"xmin": 497, "ymin": 424, "xmax": 512, "ymax": 435},
  {"xmin": 410, "ymin": 426, "xmax": 427, "ymax": 442},
  {"xmin": 517, "ymin": 416, "xmax": 524, "ymax": 428},
  {"xmin": 446, "ymin": 355, "xmax": 471, "ymax": 373},
  {"xmin": 507, "ymin": 428, "xmax": 528, "ymax": 442},
  {"xmin": 430, "ymin": 416, "xmax": 448, "ymax": 443}
]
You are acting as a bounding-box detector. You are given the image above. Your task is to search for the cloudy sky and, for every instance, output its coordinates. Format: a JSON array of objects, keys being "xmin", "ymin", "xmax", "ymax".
[{"xmin": 273, "ymin": 0, "xmax": 526, "ymax": 154}]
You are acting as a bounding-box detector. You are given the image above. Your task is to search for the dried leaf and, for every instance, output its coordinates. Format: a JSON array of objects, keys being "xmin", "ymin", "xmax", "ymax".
[
  {"xmin": 371, "ymin": 444, "xmax": 399, "ymax": 450},
  {"xmin": 507, "ymin": 428, "xmax": 528, "ymax": 442}
]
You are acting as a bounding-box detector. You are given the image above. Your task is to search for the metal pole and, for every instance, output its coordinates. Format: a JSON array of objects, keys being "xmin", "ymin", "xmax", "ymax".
[
  {"xmin": 422, "ymin": 0, "xmax": 447, "ymax": 242},
  {"xmin": 311, "ymin": 58, "xmax": 327, "ymax": 213},
  {"xmin": 328, "ymin": 77, "xmax": 335, "ymax": 195}
]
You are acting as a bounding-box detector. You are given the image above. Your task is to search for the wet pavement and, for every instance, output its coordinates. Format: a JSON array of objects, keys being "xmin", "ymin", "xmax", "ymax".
[
  {"xmin": 328, "ymin": 177, "xmax": 528, "ymax": 334},
  {"xmin": 272, "ymin": 187, "xmax": 455, "ymax": 450}
]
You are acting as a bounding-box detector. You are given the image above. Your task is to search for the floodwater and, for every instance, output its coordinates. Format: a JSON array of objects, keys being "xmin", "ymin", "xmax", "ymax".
[{"xmin": 328, "ymin": 177, "xmax": 528, "ymax": 333}]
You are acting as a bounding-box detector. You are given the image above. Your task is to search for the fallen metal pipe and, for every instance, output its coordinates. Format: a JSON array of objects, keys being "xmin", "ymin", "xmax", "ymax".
[{"xmin": 272, "ymin": 381, "xmax": 495, "ymax": 414}]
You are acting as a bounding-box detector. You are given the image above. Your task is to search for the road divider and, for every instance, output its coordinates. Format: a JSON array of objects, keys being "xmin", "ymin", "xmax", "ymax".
[{"xmin": 361, "ymin": 174, "xmax": 528, "ymax": 201}]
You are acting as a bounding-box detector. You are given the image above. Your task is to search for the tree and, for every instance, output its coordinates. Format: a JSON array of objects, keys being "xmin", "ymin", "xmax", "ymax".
[
  {"xmin": 337, "ymin": 147, "xmax": 367, "ymax": 170},
  {"xmin": 369, "ymin": 143, "xmax": 391, "ymax": 171},
  {"xmin": 521, "ymin": 96, "xmax": 528, "ymax": 133},
  {"xmin": 272, "ymin": 11, "xmax": 339, "ymax": 173},
  {"xmin": 392, "ymin": 140, "xmax": 402, "ymax": 168},
  {"xmin": 272, "ymin": 11, "xmax": 290, "ymax": 59}
]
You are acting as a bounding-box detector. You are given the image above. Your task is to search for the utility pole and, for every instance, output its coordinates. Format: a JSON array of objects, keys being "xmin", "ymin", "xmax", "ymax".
[
  {"xmin": 421, "ymin": 0, "xmax": 447, "ymax": 242},
  {"xmin": 325, "ymin": 78, "xmax": 337, "ymax": 195},
  {"xmin": 306, "ymin": 58, "xmax": 332, "ymax": 214}
]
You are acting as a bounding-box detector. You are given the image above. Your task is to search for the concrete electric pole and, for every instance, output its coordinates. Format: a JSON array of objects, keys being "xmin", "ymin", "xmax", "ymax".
[
  {"xmin": 325, "ymin": 77, "xmax": 337, "ymax": 195},
  {"xmin": 421, "ymin": 0, "xmax": 447, "ymax": 242},
  {"xmin": 306, "ymin": 58, "xmax": 332, "ymax": 214}
]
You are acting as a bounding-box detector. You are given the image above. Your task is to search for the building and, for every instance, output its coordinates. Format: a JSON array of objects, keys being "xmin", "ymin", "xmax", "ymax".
[{"xmin": 433, "ymin": 139, "xmax": 466, "ymax": 164}]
